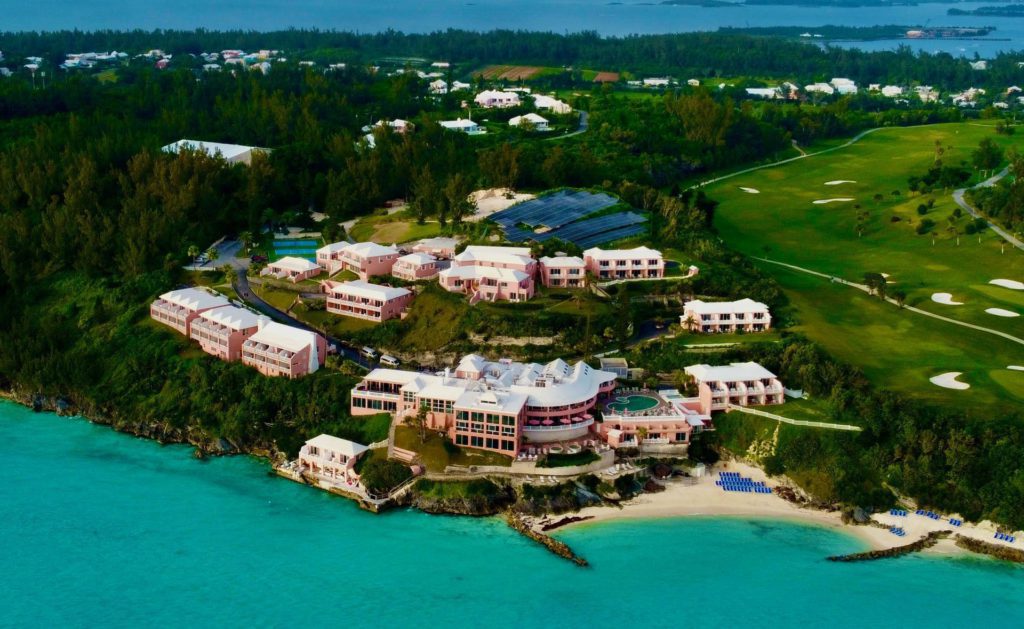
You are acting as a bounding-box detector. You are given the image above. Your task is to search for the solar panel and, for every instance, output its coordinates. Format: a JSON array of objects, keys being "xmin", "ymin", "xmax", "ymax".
[
  {"xmin": 539, "ymin": 211, "xmax": 647, "ymax": 244},
  {"xmin": 491, "ymin": 190, "xmax": 619, "ymax": 233},
  {"xmin": 574, "ymin": 224, "xmax": 649, "ymax": 248}
]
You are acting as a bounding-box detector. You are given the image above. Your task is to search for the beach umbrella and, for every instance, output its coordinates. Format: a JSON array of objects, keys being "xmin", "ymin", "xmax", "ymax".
[
  {"xmin": 560, "ymin": 418, "xmax": 571, "ymax": 424},
  {"xmin": 542, "ymin": 419, "xmax": 554, "ymax": 425}
]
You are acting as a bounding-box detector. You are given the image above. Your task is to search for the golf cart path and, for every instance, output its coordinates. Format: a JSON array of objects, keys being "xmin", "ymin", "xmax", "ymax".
[
  {"xmin": 952, "ymin": 167, "xmax": 1024, "ymax": 252},
  {"xmin": 752, "ymin": 257, "xmax": 1024, "ymax": 348}
]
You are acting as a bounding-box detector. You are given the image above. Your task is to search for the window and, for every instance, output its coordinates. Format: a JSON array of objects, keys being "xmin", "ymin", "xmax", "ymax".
[
  {"xmin": 501, "ymin": 416, "xmax": 515, "ymax": 426},
  {"xmin": 501, "ymin": 440, "xmax": 515, "ymax": 451},
  {"xmin": 485, "ymin": 438, "xmax": 499, "ymax": 450},
  {"xmin": 455, "ymin": 434, "xmax": 468, "ymax": 446},
  {"xmin": 470, "ymin": 436, "xmax": 484, "ymax": 447},
  {"xmin": 675, "ymin": 433, "xmax": 689, "ymax": 442}
]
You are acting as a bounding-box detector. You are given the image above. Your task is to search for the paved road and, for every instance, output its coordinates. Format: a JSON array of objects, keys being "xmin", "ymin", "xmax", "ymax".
[
  {"xmin": 952, "ymin": 167, "xmax": 1024, "ymax": 252},
  {"xmin": 546, "ymin": 110, "xmax": 588, "ymax": 141},
  {"xmin": 753, "ymin": 257, "xmax": 1024, "ymax": 348}
]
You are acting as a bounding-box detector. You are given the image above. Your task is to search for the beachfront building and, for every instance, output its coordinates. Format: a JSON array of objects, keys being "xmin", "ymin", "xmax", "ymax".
[
  {"xmin": 684, "ymin": 362, "xmax": 784, "ymax": 414},
  {"xmin": 392, "ymin": 252, "xmax": 440, "ymax": 281},
  {"xmin": 474, "ymin": 90, "xmax": 521, "ymax": 108},
  {"xmin": 241, "ymin": 321, "xmax": 326, "ymax": 378},
  {"xmin": 583, "ymin": 246, "xmax": 664, "ymax": 281},
  {"xmin": 322, "ymin": 279, "xmax": 413, "ymax": 323},
  {"xmin": 599, "ymin": 389, "xmax": 711, "ymax": 448},
  {"xmin": 161, "ymin": 139, "xmax": 267, "ymax": 165},
  {"xmin": 538, "ymin": 256, "xmax": 586, "ymax": 288},
  {"xmin": 297, "ymin": 434, "xmax": 369, "ymax": 485},
  {"xmin": 260, "ymin": 256, "xmax": 322, "ymax": 283},
  {"xmin": 439, "ymin": 118, "xmax": 485, "ymax": 135},
  {"xmin": 351, "ymin": 354, "xmax": 617, "ymax": 456},
  {"xmin": 150, "ymin": 287, "xmax": 231, "ymax": 336},
  {"xmin": 189, "ymin": 306, "xmax": 263, "ymax": 362},
  {"xmin": 439, "ymin": 245, "xmax": 537, "ymax": 303},
  {"xmin": 412, "ymin": 236, "xmax": 459, "ymax": 259},
  {"xmin": 509, "ymin": 113, "xmax": 549, "ymax": 131},
  {"xmin": 682, "ymin": 299, "xmax": 772, "ymax": 333},
  {"xmin": 315, "ymin": 241, "xmax": 400, "ymax": 279}
]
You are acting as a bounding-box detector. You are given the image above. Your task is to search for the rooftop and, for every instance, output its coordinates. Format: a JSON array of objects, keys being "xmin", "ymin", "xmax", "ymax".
[
  {"xmin": 583, "ymin": 246, "xmax": 662, "ymax": 260},
  {"xmin": 158, "ymin": 287, "xmax": 231, "ymax": 312},
  {"xmin": 345, "ymin": 241, "xmax": 399, "ymax": 258},
  {"xmin": 685, "ymin": 362, "xmax": 777, "ymax": 383},
  {"xmin": 684, "ymin": 298, "xmax": 770, "ymax": 315},
  {"xmin": 305, "ymin": 434, "xmax": 369, "ymax": 458},
  {"xmin": 539, "ymin": 255, "xmax": 585, "ymax": 268},
  {"xmin": 325, "ymin": 279, "xmax": 412, "ymax": 301},
  {"xmin": 455, "ymin": 245, "xmax": 534, "ymax": 266},
  {"xmin": 161, "ymin": 139, "xmax": 264, "ymax": 160},
  {"xmin": 270, "ymin": 256, "xmax": 320, "ymax": 273},
  {"xmin": 197, "ymin": 305, "xmax": 262, "ymax": 330},
  {"xmin": 248, "ymin": 321, "xmax": 319, "ymax": 354}
]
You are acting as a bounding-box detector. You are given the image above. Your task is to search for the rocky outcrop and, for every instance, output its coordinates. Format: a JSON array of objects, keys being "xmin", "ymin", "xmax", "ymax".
[
  {"xmin": 954, "ymin": 535, "xmax": 1024, "ymax": 563},
  {"xmin": 506, "ymin": 511, "xmax": 589, "ymax": 567},
  {"xmin": 827, "ymin": 530, "xmax": 950, "ymax": 562}
]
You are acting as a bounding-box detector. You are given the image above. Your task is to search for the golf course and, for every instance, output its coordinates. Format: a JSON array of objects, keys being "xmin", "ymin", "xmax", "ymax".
[{"xmin": 707, "ymin": 122, "xmax": 1024, "ymax": 412}]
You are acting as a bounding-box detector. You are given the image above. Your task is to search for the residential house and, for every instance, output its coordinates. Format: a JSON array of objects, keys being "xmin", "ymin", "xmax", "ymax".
[
  {"xmin": 339, "ymin": 242, "xmax": 400, "ymax": 279},
  {"xmin": 439, "ymin": 118, "xmax": 485, "ymax": 135},
  {"xmin": 260, "ymin": 256, "xmax": 322, "ymax": 283},
  {"xmin": 241, "ymin": 321, "xmax": 326, "ymax": 378},
  {"xmin": 830, "ymin": 78, "xmax": 858, "ymax": 94},
  {"xmin": 189, "ymin": 306, "xmax": 263, "ymax": 361},
  {"xmin": 745, "ymin": 87, "xmax": 782, "ymax": 99},
  {"xmin": 298, "ymin": 434, "xmax": 369, "ymax": 485},
  {"xmin": 412, "ymin": 237, "xmax": 459, "ymax": 259},
  {"xmin": 532, "ymin": 94, "xmax": 572, "ymax": 114},
  {"xmin": 438, "ymin": 245, "xmax": 537, "ymax": 303},
  {"xmin": 682, "ymin": 299, "xmax": 772, "ymax": 333},
  {"xmin": 150, "ymin": 287, "xmax": 231, "ymax": 336},
  {"xmin": 684, "ymin": 362, "xmax": 784, "ymax": 414},
  {"xmin": 161, "ymin": 139, "xmax": 268, "ymax": 165},
  {"xmin": 323, "ymin": 279, "xmax": 413, "ymax": 322},
  {"xmin": 474, "ymin": 90, "xmax": 521, "ymax": 108},
  {"xmin": 509, "ymin": 113, "xmax": 549, "ymax": 131},
  {"xmin": 583, "ymin": 246, "xmax": 664, "ymax": 280},
  {"xmin": 804, "ymin": 82, "xmax": 835, "ymax": 95},
  {"xmin": 538, "ymin": 256, "xmax": 586, "ymax": 288},
  {"xmin": 392, "ymin": 252, "xmax": 440, "ymax": 281}
]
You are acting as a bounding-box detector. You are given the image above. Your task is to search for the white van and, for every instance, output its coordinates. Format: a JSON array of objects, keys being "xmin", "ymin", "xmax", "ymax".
[
  {"xmin": 380, "ymin": 355, "xmax": 400, "ymax": 368},
  {"xmin": 361, "ymin": 347, "xmax": 378, "ymax": 360}
]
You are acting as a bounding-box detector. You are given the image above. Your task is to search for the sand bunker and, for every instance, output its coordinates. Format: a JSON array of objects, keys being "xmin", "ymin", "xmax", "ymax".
[
  {"xmin": 468, "ymin": 188, "xmax": 535, "ymax": 222},
  {"xmin": 986, "ymin": 308, "xmax": 1020, "ymax": 318},
  {"xmin": 990, "ymin": 279, "xmax": 1024, "ymax": 291},
  {"xmin": 930, "ymin": 372, "xmax": 970, "ymax": 390},
  {"xmin": 1008, "ymin": 366, "xmax": 1024, "ymax": 372},
  {"xmin": 825, "ymin": 180, "xmax": 857, "ymax": 185},
  {"xmin": 739, "ymin": 187, "xmax": 760, "ymax": 194},
  {"xmin": 812, "ymin": 198, "xmax": 854, "ymax": 205},
  {"xmin": 931, "ymin": 293, "xmax": 964, "ymax": 306}
]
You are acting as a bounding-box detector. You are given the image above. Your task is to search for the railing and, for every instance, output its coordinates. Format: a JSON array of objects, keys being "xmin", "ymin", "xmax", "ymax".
[
  {"xmin": 353, "ymin": 389, "xmax": 401, "ymax": 400},
  {"xmin": 522, "ymin": 418, "xmax": 594, "ymax": 431}
]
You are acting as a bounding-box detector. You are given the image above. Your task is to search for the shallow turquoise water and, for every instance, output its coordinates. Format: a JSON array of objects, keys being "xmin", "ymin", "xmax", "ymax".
[{"xmin": 2, "ymin": 400, "xmax": 1023, "ymax": 628}]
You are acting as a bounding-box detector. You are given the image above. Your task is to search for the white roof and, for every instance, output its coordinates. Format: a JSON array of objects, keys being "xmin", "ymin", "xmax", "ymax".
[
  {"xmin": 248, "ymin": 321, "xmax": 320, "ymax": 369},
  {"xmin": 415, "ymin": 236, "xmax": 459, "ymax": 250},
  {"xmin": 326, "ymin": 279, "xmax": 411, "ymax": 301},
  {"xmin": 475, "ymin": 90, "xmax": 520, "ymax": 102},
  {"xmin": 685, "ymin": 362, "xmax": 777, "ymax": 383},
  {"xmin": 685, "ymin": 298, "xmax": 770, "ymax": 315},
  {"xmin": 305, "ymin": 434, "xmax": 368, "ymax": 458},
  {"xmin": 539, "ymin": 255, "xmax": 585, "ymax": 268},
  {"xmin": 161, "ymin": 139, "xmax": 260, "ymax": 160},
  {"xmin": 317, "ymin": 241, "xmax": 350, "ymax": 255},
  {"xmin": 345, "ymin": 242, "xmax": 398, "ymax": 258},
  {"xmin": 440, "ymin": 118, "xmax": 478, "ymax": 129},
  {"xmin": 395, "ymin": 252, "xmax": 436, "ymax": 266},
  {"xmin": 441, "ymin": 265, "xmax": 529, "ymax": 283},
  {"xmin": 583, "ymin": 246, "xmax": 662, "ymax": 260},
  {"xmin": 455, "ymin": 245, "xmax": 534, "ymax": 266},
  {"xmin": 270, "ymin": 256, "xmax": 320, "ymax": 273},
  {"xmin": 197, "ymin": 305, "xmax": 262, "ymax": 330},
  {"xmin": 159, "ymin": 287, "xmax": 230, "ymax": 312},
  {"xmin": 509, "ymin": 113, "xmax": 548, "ymax": 126},
  {"xmin": 532, "ymin": 94, "xmax": 571, "ymax": 111}
]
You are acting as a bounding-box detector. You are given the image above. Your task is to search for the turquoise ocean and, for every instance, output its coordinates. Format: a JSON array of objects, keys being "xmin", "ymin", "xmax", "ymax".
[{"xmin": 2, "ymin": 400, "xmax": 1023, "ymax": 628}]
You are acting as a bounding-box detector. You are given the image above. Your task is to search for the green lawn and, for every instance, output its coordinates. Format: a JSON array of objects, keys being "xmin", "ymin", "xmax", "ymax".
[
  {"xmin": 394, "ymin": 286, "xmax": 470, "ymax": 350},
  {"xmin": 394, "ymin": 425, "xmax": 512, "ymax": 472},
  {"xmin": 349, "ymin": 215, "xmax": 444, "ymax": 243},
  {"xmin": 705, "ymin": 122, "xmax": 1024, "ymax": 413},
  {"xmin": 254, "ymin": 284, "xmax": 299, "ymax": 311}
]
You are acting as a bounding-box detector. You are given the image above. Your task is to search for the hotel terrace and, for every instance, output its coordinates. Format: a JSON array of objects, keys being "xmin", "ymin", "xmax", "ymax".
[
  {"xmin": 583, "ymin": 246, "xmax": 664, "ymax": 280},
  {"xmin": 150, "ymin": 287, "xmax": 231, "ymax": 336},
  {"xmin": 599, "ymin": 388, "xmax": 711, "ymax": 449},
  {"xmin": 260, "ymin": 256, "xmax": 322, "ymax": 283},
  {"xmin": 316, "ymin": 241, "xmax": 400, "ymax": 279},
  {"xmin": 682, "ymin": 299, "xmax": 772, "ymax": 333},
  {"xmin": 391, "ymin": 252, "xmax": 440, "ymax": 281},
  {"xmin": 439, "ymin": 245, "xmax": 537, "ymax": 303},
  {"xmin": 538, "ymin": 255, "xmax": 586, "ymax": 288},
  {"xmin": 189, "ymin": 305, "xmax": 263, "ymax": 361},
  {"xmin": 684, "ymin": 362, "xmax": 784, "ymax": 414},
  {"xmin": 322, "ymin": 279, "xmax": 413, "ymax": 323},
  {"xmin": 241, "ymin": 321, "xmax": 327, "ymax": 378},
  {"xmin": 351, "ymin": 354, "xmax": 618, "ymax": 456}
]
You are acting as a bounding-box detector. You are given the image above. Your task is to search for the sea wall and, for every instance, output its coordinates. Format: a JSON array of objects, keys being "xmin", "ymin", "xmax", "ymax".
[
  {"xmin": 954, "ymin": 535, "xmax": 1024, "ymax": 563},
  {"xmin": 505, "ymin": 511, "xmax": 589, "ymax": 567},
  {"xmin": 827, "ymin": 530, "xmax": 950, "ymax": 562}
]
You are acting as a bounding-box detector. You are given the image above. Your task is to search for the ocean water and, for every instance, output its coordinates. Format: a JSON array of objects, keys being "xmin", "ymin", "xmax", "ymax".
[
  {"xmin": 0, "ymin": 0, "xmax": 1021, "ymax": 56},
  {"xmin": 2, "ymin": 399, "xmax": 1023, "ymax": 629}
]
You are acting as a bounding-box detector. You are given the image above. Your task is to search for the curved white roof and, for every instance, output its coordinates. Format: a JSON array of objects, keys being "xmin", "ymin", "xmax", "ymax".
[
  {"xmin": 159, "ymin": 287, "xmax": 230, "ymax": 312},
  {"xmin": 197, "ymin": 305, "xmax": 261, "ymax": 330}
]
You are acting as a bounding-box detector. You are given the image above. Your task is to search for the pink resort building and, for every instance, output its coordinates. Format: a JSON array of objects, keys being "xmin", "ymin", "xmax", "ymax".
[
  {"xmin": 538, "ymin": 256, "xmax": 586, "ymax": 288},
  {"xmin": 241, "ymin": 321, "xmax": 327, "ymax": 378},
  {"xmin": 599, "ymin": 389, "xmax": 711, "ymax": 449},
  {"xmin": 351, "ymin": 354, "xmax": 617, "ymax": 457},
  {"xmin": 260, "ymin": 256, "xmax": 322, "ymax": 283},
  {"xmin": 297, "ymin": 434, "xmax": 369, "ymax": 485},
  {"xmin": 682, "ymin": 299, "xmax": 772, "ymax": 333},
  {"xmin": 684, "ymin": 362, "xmax": 784, "ymax": 414},
  {"xmin": 323, "ymin": 279, "xmax": 413, "ymax": 323},
  {"xmin": 583, "ymin": 246, "xmax": 664, "ymax": 280},
  {"xmin": 316, "ymin": 241, "xmax": 400, "ymax": 279},
  {"xmin": 150, "ymin": 287, "xmax": 231, "ymax": 336},
  {"xmin": 391, "ymin": 252, "xmax": 440, "ymax": 281},
  {"xmin": 438, "ymin": 245, "xmax": 537, "ymax": 303},
  {"xmin": 411, "ymin": 236, "xmax": 459, "ymax": 259},
  {"xmin": 189, "ymin": 305, "xmax": 263, "ymax": 362}
]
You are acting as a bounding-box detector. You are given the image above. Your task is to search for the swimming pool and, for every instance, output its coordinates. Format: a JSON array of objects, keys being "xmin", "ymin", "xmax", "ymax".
[{"xmin": 606, "ymin": 394, "xmax": 660, "ymax": 413}]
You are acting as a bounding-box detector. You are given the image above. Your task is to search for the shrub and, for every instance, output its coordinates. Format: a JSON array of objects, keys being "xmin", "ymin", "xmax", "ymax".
[
  {"xmin": 916, "ymin": 218, "xmax": 936, "ymax": 235},
  {"xmin": 917, "ymin": 204, "xmax": 928, "ymax": 216},
  {"xmin": 359, "ymin": 458, "xmax": 412, "ymax": 493}
]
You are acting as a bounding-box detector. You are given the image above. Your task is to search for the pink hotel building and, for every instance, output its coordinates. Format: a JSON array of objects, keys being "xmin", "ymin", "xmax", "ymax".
[
  {"xmin": 150, "ymin": 287, "xmax": 231, "ymax": 336},
  {"xmin": 685, "ymin": 362, "xmax": 784, "ymax": 413},
  {"xmin": 538, "ymin": 255, "xmax": 586, "ymax": 288},
  {"xmin": 189, "ymin": 305, "xmax": 263, "ymax": 361},
  {"xmin": 316, "ymin": 241, "xmax": 400, "ymax": 279},
  {"xmin": 583, "ymin": 246, "xmax": 664, "ymax": 280},
  {"xmin": 351, "ymin": 354, "xmax": 617, "ymax": 456},
  {"xmin": 323, "ymin": 279, "xmax": 413, "ymax": 323},
  {"xmin": 438, "ymin": 246, "xmax": 537, "ymax": 303},
  {"xmin": 241, "ymin": 321, "xmax": 327, "ymax": 378},
  {"xmin": 391, "ymin": 252, "xmax": 440, "ymax": 281},
  {"xmin": 682, "ymin": 299, "xmax": 772, "ymax": 333}
]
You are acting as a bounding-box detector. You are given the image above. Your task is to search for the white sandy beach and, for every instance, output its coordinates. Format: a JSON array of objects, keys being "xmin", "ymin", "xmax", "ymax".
[{"xmin": 556, "ymin": 461, "xmax": 1016, "ymax": 557}]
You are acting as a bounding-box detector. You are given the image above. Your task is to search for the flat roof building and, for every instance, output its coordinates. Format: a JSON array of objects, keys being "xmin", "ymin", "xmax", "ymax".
[
  {"xmin": 682, "ymin": 299, "xmax": 771, "ymax": 333},
  {"xmin": 323, "ymin": 279, "xmax": 413, "ymax": 323}
]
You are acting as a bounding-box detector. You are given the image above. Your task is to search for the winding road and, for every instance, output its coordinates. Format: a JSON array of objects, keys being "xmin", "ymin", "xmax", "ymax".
[{"xmin": 952, "ymin": 167, "xmax": 1024, "ymax": 252}]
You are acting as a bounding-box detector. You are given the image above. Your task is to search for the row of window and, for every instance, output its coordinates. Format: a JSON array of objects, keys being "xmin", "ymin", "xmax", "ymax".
[
  {"xmin": 455, "ymin": 421, "xmax": 516, "ymax": 436},
  {"xmin": 352, "ymin": 397, "xmax": 398, "ymax": 411},
  {"xmin": 454, "ymin": 434, "xmax": 516, "ymax": 451}
]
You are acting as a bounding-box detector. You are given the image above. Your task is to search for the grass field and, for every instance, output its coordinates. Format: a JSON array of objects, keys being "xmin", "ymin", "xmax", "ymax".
[
  {"xmin": 475, "ymin": 65, "xmax": 557, "ymax": 80},
  {"xmin": 394, "ymin": 425, "xmax": 512, "ymax": 471},
  {"xmin": 348, "ymin": 216, "xmax": 443, "ymax": 243},
  {"xmin": 706, "ymin": 122, "xmax": 1024, "ymax": 411}
]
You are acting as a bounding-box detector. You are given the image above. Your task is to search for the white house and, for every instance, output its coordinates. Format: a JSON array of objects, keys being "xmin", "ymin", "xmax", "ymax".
[
  {"xmin": 970, "ymin": 60, "xmax": 988, "ymax": 71},
  {"xmin": 161, "ymin": 139, "xmax": 267, "ymax": 165},
  {"xmin": 830, "ymin": 78, "xmax": 858, "ymax": 95},
  {"xmin": 642, "ymin": 77, "xmax": 672, "ymax": 87},
  {"xmin": 682, "ymin": 299, "xmax": 772, "ymax": 333},
  {"xmin": 745, "ymin": 87, "xmax": 781, "ymax": 99},
  {"xmin": 509, "ymin": 113, "xmax": 549, "ymax": 131},
  {"xmin": 429, "ymin": 79, "xmax": 448, "ymax": 94},
  {"xmin": 474, "ymin": 90, "xmax": 521, "ymax": 108},
  {"xmin": 439, "ymin": 118, "xmax": 485, "ymax": 135},
  {"xmin": 298, "ymin": 434, "xmax": 370, "ymax": 485},
  {"xmin": 881, "ymin": 85, "xmax": 904, "ymax": 98},
  {"xmin": 532, "ymin": 94, "xmax": 572, "ymax": 114},
  {"xmin": 805, "ymin": 83, "xmax": 835, "ymax": 95}
]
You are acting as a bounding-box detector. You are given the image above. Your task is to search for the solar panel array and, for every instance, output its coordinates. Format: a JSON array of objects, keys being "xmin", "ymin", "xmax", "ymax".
[{"xmin": 492, "ymin": 189, "xmax": 648, "ymax": 248}]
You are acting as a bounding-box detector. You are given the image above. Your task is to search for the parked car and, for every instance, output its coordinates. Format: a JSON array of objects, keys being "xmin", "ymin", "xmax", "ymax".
[
  {"xmin": 380, "ymin": 355, "xmax": 400, "ymax": 368},
  {"xmin": 361, "ymin": 347, "xmax": 378, "ymax": 360},
  {"xmin": 250, "ymin": 254, "xmax": 268, "ymax": 263}
]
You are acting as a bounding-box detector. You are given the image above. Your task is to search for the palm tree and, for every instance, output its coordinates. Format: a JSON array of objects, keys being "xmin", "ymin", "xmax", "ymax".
[
  {"xmin": 239, "ymin": 231, "xmax": 254, "ymax": 253},
  {"xmin": 681, "ymin": 314, "xmax": 698, "ymax": 332},
  {"xmin": 412, "ymin": 403, "xmax": 429, "ymax": 444},
  {"xmin": 187, "ymin": 244, "xmax": 200, "ymax": 266},
  {"xmin": 636, "ymin": 426, "xmax": 648, "ymax": 450},
  {"xmin": 205, "ymin": 247, "xmax": 220, "ymax": 264}
]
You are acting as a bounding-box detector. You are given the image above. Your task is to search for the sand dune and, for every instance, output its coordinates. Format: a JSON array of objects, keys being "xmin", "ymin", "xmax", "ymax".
[
  {"xmin": 930, "ymin": 372, "xmax": 970, "ymax": 390},
  {"xmin": 931, "ymin": 292, "xmax": 963, "ymax": 306},
  {"xmin": 812, "ymin": 198, "xmax": 854, "ymax": 205}
]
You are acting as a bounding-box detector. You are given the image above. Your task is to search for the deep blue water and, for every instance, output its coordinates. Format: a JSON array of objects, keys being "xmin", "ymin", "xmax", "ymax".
[
  {"xmin": 2, "ymin": 399, "xmax": 1023, "ymax": 628},
  {"xmin": 0, "ymin": 0, "xmax": 1022, "ymax": 56}
]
